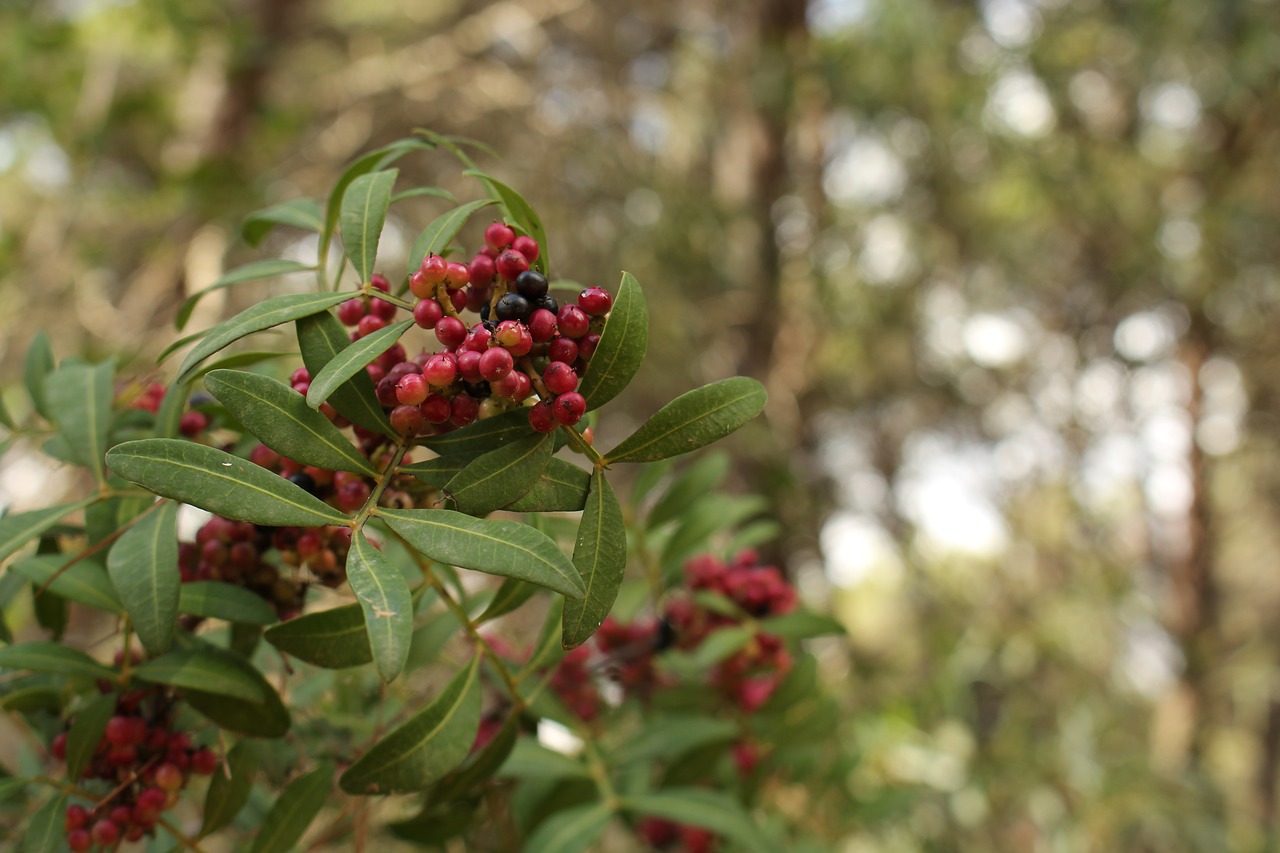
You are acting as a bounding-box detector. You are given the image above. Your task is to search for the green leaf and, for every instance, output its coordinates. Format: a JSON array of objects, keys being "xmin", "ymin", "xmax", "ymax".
[
  {"xmin": 758, "ymin": 610, "xmax": 846, "ymax": 640},
  {"xmin": 347, "ymin": 531, "xmax": 413, "ymax": 683},
  {"xmin": 562, "ymin": 470, "xmax": 626, "ymax": 649},
  {"xmin": 263, "ymin": 602, "xmax": 372, "ymax": 669},
  {"xmin": 0, "ymin": 642, "xmax": 115, "ymax": 680},
  {"xmin": 524, "ymin": 802, "xmax": 612, "ymax": 853},
  {"xmin": 305, "ymin": 320, "xmax": 412, "ymax": 410},
  {"xmin": 418, "ymin": 408, "xmax": 535, "ymax": 458},
  {"xmin": 622, "ymin": 789, "xmax": 770, "ymax": 853},
  {"xmin": 578, "ymin": 272, "xmax": 648, "ymax": 410},
  {"xmin": 156, "ymin": 329, "xmax": 209, "ymax": 367},
  {"xmin": 498, "ymin": 739, "xmax": 591, "ymax": 781},
  {"xmin": 506, "ymin": 458, "xmax": 591, "ymax": 513},
  {"xmin": 518, "ymin": 597, "xmax": 565, "ymax": 678},
  {"xmin": 23, "ymin": 332, "xmax": 54, "ymax": 420},
  {"xmin": 661, "ymin": 495, "xmax": 767, "ymax": 570},
  {"xmin": 0, "ymin": 498, "xmax": 97, "ymax": 565},
  {"xmin": 296, "ymin": 311, "xmax": 394, "ymax": 437},
  {"xmin": 180, "ymin": 582, "xmax": 279, "ymax": 626},
  {"xmin": 380, "ymin": 508, "xmax": 584, "ymax": 598},
  {"xmin": 24, "ymin": 792, "xmax": 67, "ymax": 853},
  {"xmin": 611, "ymin": 715, "xmax": 738, "ymax": 766},
  {"xmin": 463, "ymin": 170, "xmax": 550, "ymax": 270},
  {"xmin": 250, "ymin": 762, "xmax": 333, "ymax": 853},
  {"xmin": 45, "ymin": 361, "xmax": 114, "ymax": 484},
  {"xmin": 201, "ymin": 740, "xmax": 259, "ymax": 837},
  {"xmin": 175, "ymin": 292, "xmax": 351, "ymax": 384},
  {"xmin": 133, "ymin": 648, "xmax": 264, "ymax": 702},
  {"xmin": 340, "ymin": 168, "xmax": 398, "ymax": 285},
  {"xmin": 106, "ymin": 439, "xmax": 349, "ymax": 527},
  {"xmin": 444, "ymin": 433, "xmax": 552, "ymax": 516},
  {"xmin": 106, "ymin": 502, "xmax": 179, "ymax": 655},
  {"xmin": 388, "ymin": 801, "xmax": 477, "ymax": 845},
  {"xmin": 65, "ymin": 693, "xmax": 116, "ymax": 781},
  {"xmin": 205, "ymin": 369, "xmax": 378, "ymax": 476},
  {"xmin": 177, "ymin": 259, "xmax": 316, "ymax": 331},
  {"xmin": 399, "ymin": 455, "xmax": 470, "ymax": 488},
  {"xmin": 339, "ymin": 655, "xmax": 481, "ymax": 794},
  {"xmin": 648, "ymin": 453, "xmax": 729, "ymax": 528},
  {"xmin": 476, "ymin": 578, "xmax": 539, "ymax": 625},
  {"xmin": 154, "ymin": 381, "xmax": 189, "ymax": 439},
  {"xmin": 322, "ymin": 138, "xmax": 432, "ymax": 261},
  {"xmin": 391, "ymin": 186, "xmax": 457, "ymax": 205},
  {"xmin": 243, "ymin": 198, "xmax": 324, "ymax": 247},
  {"xmin": 605, "ymin": 377, "xmax": 766, "ymax": 464},
  {"xmin": 0, "ymin": 390, "xmax": 13, "ymax": 430},
  {"xmin": 10, "ymin": 555, "xmax": 122, "ymax": 613},
  {"xmin": 428, "ymin": 711, "xmax": 520, "ymax": 805},
  {"xmin": 692, "ymin": 625, "xmax": 755, "ymax": 669},
  {"xmin": 407, "ymin": 199, "xmax": 498, "ymax": 269},
  {"xmin": 167, "ymin": 635, "xmax": 290, "ymax": 737}
]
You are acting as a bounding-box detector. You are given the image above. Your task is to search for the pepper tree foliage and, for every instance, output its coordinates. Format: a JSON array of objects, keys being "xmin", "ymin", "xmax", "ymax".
[{"xmin": 0, "ymin": 134, "xmax": 852, "ymax": 851}]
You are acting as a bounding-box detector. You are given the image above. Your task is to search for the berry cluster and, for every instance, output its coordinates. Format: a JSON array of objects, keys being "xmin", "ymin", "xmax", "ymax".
[
  {"xmin": 335, "ymin": 223, "xmax": 612, "ymax": 438},
  {"xmin": 638, "ymin": 819, "xmax": 717, "ymax": 853},
  {"xmin": 127, "ymin": 381, "xmax": 208, "ymax": 437},
  {"xmin": 51, "ymin": 687, "xmax": 217, "ymax": 850}
]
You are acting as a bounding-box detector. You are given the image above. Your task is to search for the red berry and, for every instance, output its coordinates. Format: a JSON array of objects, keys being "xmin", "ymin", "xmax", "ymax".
[
  {"xmin": 67, "ymin": 829, "xmax": 92, "ymax": 852},
  {"xmin": 191, "ymin": 747, "xmax": 218, "ymax": 776},
  {"xmin": 336, "ymin": 480, "xmax": 371, "ymax": 513},
  {"xmin": 496, "ymin": 249, "xmax": 529, "ymax": 281},
  {"xmin": 484, "ymin": 222, "xmax": 516, "ymax": 252},
  {"xmin": 91, "ymin": 818, "xmax": 121, "ymax": 847},
  {"xmin": 395, "ymin": 373, "xmax": 429, "ymax": 406},
  {"xmin": 450, "ymin": 395, "xmax": 479, "ymax": 427},
  {"xmin": 155, "ymin": 762, "xmax": 184, "ymax": 791},
  {"xmin": 449, "ymin": 287, "xmax": 468, "ymax": 312},
  {"xmin": 547, "ymin": 337, "xmax": 578, "ymax": 364},
  {"xmin": 408, "ymin": 269, "xmax": 433, "ymax": 299},
  {"xmin": 390, "ymin": 404, "xmax": 427, "ymax": 437},
  {"xmin": 468, "ymin": 253, "xmax": 496, "ymax": 286},
  {"xmin": 104, "ymin": 715, "xmax": 133, "ymax": 746},
  {"xmin": 528, "ymin": 309, "xmax": 557, "ymax": 342},
  {"xmin": 435, "ymin": 316, "xmax": 467, "ymax": 349},
  {"xmin": 377, "ymin": 342, "xmax": 407, "ymax": 372},
  {"xmin": 479, "ymin": 347, "xmax": 514, "ymax": 382},
  {"xmin": 107, "ymin": 744, "xmax": 137, "ymax": 766},
  {"xmin": 422, "ymin": 353, "xmax": 458, "ymax": 388},
  {"xmin": 512, "ymin": 235, "xmax": 540, "ymax": 263},
  {"xmin": 577, "ymin": 286, "xmax": 613, "ymax": 316},
  {"xmin": 578, "ymin": 333, "xmax": 601, "ymax": 361},
  {"xmin": 420, "ymin": 394, "xmax": 453, "ymax": 424},
  {"xmin": 337, "ymin": 298, "xmax": 367, "ymax": 326},
  {"xmin": 463, "ymin": 324, "xmax": 492, "ymax": 353},
  {"xmin": 456, "ymin": 349, "xmax": 484, "ymax": 383},
  {"xmin": 370, "ymin": 274, "xmax": 391, "ymax": 292},
  {"xmin": 66, "ymin": 804, "xmax": 90, "ymax": 831},
  {"xmin": 413, "ymin": 298, "xmax": 444, "ymax": 329},
  {"xmin": 51, "ymin": 732, "xmax": 67, "ymax": 761},
  {"xmin": 543, "ymin": 362, "xmax": 579, "ymax": 395},
  {"xmin": 528, "ymin": 400, "xmax": 556, "ymax": 433},
  {"xmin": 491, "ymin": 370, "xmax": 532, "ymax": 403},
  {"xmin": 356, "ymin": 314, "xmax": 387, "ymax": 338},
  {"xmin": 445, "ymin": 262, "xmax": 470, "ymax": 289},
  {"xmin": 371, "ymin": 297, "xmax": 397, "ymax": 322},
  {"xmin": 108, "ymin": 805, "xmax": 132, "ymax": 827},
  {"xmin": 419, "ymin": 254, "xmax": 448, "ymax": 284},
  {"xmin": 494, "ymin": 320, "xmax": 533, "ymax": 357},
  {"xmin": 551, "ymin": 392, "xmax": 586, "ymax": 426},
  {"xmin": 557, "ymin": 305, "xmax": 591, "ymax": 338},
  {"xmin": 179, "ymin": 411, "xmax": 209, "ymax": 436}
]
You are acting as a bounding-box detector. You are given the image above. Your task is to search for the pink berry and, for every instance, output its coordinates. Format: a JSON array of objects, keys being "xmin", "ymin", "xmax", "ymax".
[
  {"xmin": 370, "ymin": 295, "xmax": 397, "ymax": 320},
  {"xmin": 547, "ymin": 337, "xmax": 578, "ymax": 364},
  {"xmin": 484, "ymin": 222, "xmax": 516, "ymax": 251},
  {"xmin": 468, "ymin": 253, "xmax": 496, "ymax": 286},
  {"xmin": 528, "ymin": 309, "xmax": 557, "ymax": 342},
  {"xmin": 105, "ymin": 716, "xmax": 133, "ymax": 746},
  {"xmin": 390, "ymin": 404, "xmax": 426, "ymax": 437},
  {"xmin": 445, "ymin": 262, "xmax": 470, "ymax": 289},
  {"xmin": 528, "ymin": 400, "xmax": 556, "ymax": 433},
  {"xmin": 337, "ymin": 298, "xmax": 366, "ymax": 326},
  {"xmin": 67, "ymin": 829, "xmax": 92, "ymax": 852},
  {"xmin": 356, "ymin": 314, "xmax": 386, "ymax": 338},
  {"xmin": 492, "ymin": 370, "xmax": 532, "ymax": 403},
  {"xmin": 551, "ymin": 392, "xmax": 586, "ymax": 426},
  {"xmin": 395, "ymin": 373, "xmax": 429, "ymax": 406},
  {"xmin": 479, "ymin": 347, "xmax": 514, "ymax": 382},
  {"xmin": 557, "ymin": 305, "xmax": 590, "ymax": 338},
  {"xmin": 413, "ymin": 298, "xmax": 443, "ymax": 329},
  {"xmin": 577, "ymin": 286, "xmax": 612, "ymax": 316},
  {"xmin": 463, "ymin": 324, "xmax": 492, "ymax": 353},
  {"xmin": 191, "ymin": 747, "xmax": 218, "ymax": 776},
  {"xmin": 66, "ymin": 804, "xmax": 90, "ymax": 831},
  {"xmin": 179, "ymin": 411, "xmax": 208, "ymax": 436},
  {"xmin": 494, "ymin": 320, "xmax": 533, "ymax": 356},
  {"xmin": 578, "ymin": 333, "xmax": 601, "ymax": 361},
  {"xmin": 450, "ymin": 395, "xmax": 479, "ymax": 427},
  {"xmin": 420, "ymin": 394, "xmax": 452, "ymax": 424},
  {"xmin": 409, "ymin": 269, "xmax": 433, "ymax": 299},
  {"xmin": 543, "ymin": 362, "xmax": 579, "ymax": 396},
  {"xmin": 496, "ymin": 249, "xmax": 529, "ymax": 281},
  {"xmin": 422, "ymin": 353, "xmax": 458, "ymax": 388},
  {"xmin": 449, "ymin": 287, "xmax": 468, "ymax": 312},
  {"xmin": 435, "ymin": 316, "xmax": 467, "ymax": 349},
  {"xmin": 419, "ymin": 254, "xmax": 448, "ymax": 284},
  {"xmin": 512, "ymin": 235, "xmax": 540, "ymax": 263},
  {"xmin": 91, "ymin": 819, "xmax": 121, "ymax": 847},
  {"xmin": 456, "ymin": 349, "xmax": 484, "ymax": 383},
  {"xmin": 370, "ymin": 274, "xmax": 390, "ymax": 292}
]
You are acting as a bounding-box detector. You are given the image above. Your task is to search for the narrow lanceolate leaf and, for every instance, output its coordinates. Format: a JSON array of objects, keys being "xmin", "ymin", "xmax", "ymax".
[
  {"xmin": 45, "ymin": 361, "xmax": 114, "ymax": 483},
  {"xmin": 340, "ymin": 655, "xmax": 481, "ymax": 794},
  {"xmin": 347, "ymin": 532, "xmax": 413, "ymax": 683},
  {"xmin": 263, "ymin": 602, "xmax": 372, "ymax": 669},
  {"xmin": 180, "ymin": 582, "xmax": 279, "ymax": 626},
  {"xmin": 24, "ymin": 792, "xmax": 67, "ymax": 853},
  {"xmin": 323, "ymin": 138, "xmax": 432, "ymax": 258},
  {"xmin": 407, "ymin": 199, "xmax": 497, "ymax": 269},
  {"xmin": 107, "ymin": 501, "xmax": 179, "ymax": 655},
  {"xmin": 462, "ymin": 170, "xmax": 550, "ymax": 271},
  {"xmin": 175, "ymin": 291, "xmax": 351, "ymax": 384},
  {"xmin": 524, "ymin": 802, "xmax": 612, "ymax": 853},
  {"xmin": 106, "ymin": 439, "xmax": 348, "ymax": 527},
  {"xmin": 177, "ymin": 639, "xmax": 290, "ymax": 738},
  {"xmin": 177, "ymin": 259, "xmax": 315, "ymax": 331},
  {"xmin": 399, "ymin": 455, "xmax": 470, "ymax": 489},
  {"xmin": 201, "ymin": 740, "xmax": 259, "ymax": 837},
  {"xmin": 0, "ymin": 390, "xmax": 13, "ymax": 430},
  {"xmin": 505, "ymin": 458, "xmax": 591, "ymax": 513},
  {"xmin": 604, "ymin": 377, "xmax": 767, "ymax": 464},
  {"xmin": 419, "ymin": 408, "xmax": 536, "ymax": 458},
  {"xmin": 10, "ymin": 556, "xmax": 122, "ymax": 613},
  {"xmin": 242, "ymin": 197, "xmax": 324, "ymax": 247},
  {"xmin": 297, "ymin": 311, "xmax": 394, "ymax": 437},
  {"xmin": 133, "ymin": 648, "xmax": 264, "ymax": 702},
  {"xmin": 250, "ymin": 762, "xmax": 333, "ymax": 853},
  {"xmin": 758, "ymin": 610, "xmax": 846, "ymax": 639},
  {"xmin": 611, "ymin": 715, "xmax": 738, "ymax": 766},
  {"xmin": 23, "ymin": 331, "xmax": 55, "ymax": 420},
  {"xmin": 340, "ymin": 168, "xmax": 398, "ymax": 284},
  {"xmin": 648, "ymin": 452, "xmax": 729, "ymax": 528},
  {"xmin": 429, "ymin": 712, "xmax": 520, "ymax": 805},
  {"xmin": 562, "ymin": 470, "xmax": 627, "ymax": 649},
  {"xmin": 498, "ymin": 739, "xmax": 591, "ymax": 781},
  {"xmin": 0, "ymin": 643, "xmax": 115, "ymax": 680},
  {"xmin": 444, "ymin": 433, "xmax": 552, "ymax": 516},
  {"xmin": 306, "ymin": 320, "xmax": 412, "ymax": 410},
  {"xmin": 380, "ymin": 508, "xmax": 584, "ymax": 598},
  {"xmin": 205, "ymin": 370, "xmax": 378, "ymax": 476},
  {"xmin": 476, "ymin": 578, "xmax": 539, "ymax": 625},
  {"xmin": 622, "ymin": 789, "xmax": 770, "ymax": 853},
  {"xmin": 0, "ymin": 498, "xmax": 96, "ymax": 564},
  {"xmin": 65, "ymin": 694, "xmax": 116, "ymax": 781},
  {"xmin": 578, "ymin": 272, "xmax": 648, "ymax": 409}
]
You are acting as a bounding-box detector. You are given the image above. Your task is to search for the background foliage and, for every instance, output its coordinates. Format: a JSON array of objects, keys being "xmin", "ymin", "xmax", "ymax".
[{"xmin": 3, "ymin": 0, "xmax": 1280, "ymax": 850}]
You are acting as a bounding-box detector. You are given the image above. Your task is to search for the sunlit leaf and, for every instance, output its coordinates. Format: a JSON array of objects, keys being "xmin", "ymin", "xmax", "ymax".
[
  {"xmin": 0, "ymin": 498, "xmax": 96, "ymax": 565},
  {"xmin": 604, "ymin": 377, "xmax": 766, "ymax": 464},
  {"xmin": 505, "ymin": 458, "xmax": 591, "ymax": 513},
  {"xmin": 177, "ymin": 259, "xmax": 315, "ymax": 331},
  {"xmin": 340, "ymin": 168, "xmax": 398, "ymax": 284},
  {"xmin": 407, "ymin": 199, "xmax": 497, "ymax": 269},
  {"xmin": 10, "ymin": 555, "xmax": 122, "ymax": 614},
  {"xmin": 305, "ymin": 320, "xmax": 412, "ymax": 410},
  {"xmin": 296, "ymin": 311, "xmax": 395, "ymax": 437}
]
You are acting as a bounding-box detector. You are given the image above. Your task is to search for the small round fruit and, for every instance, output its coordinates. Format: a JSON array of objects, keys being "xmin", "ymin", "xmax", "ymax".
[
  {"xmin": 557, "ymin": 304, "xmax": 590, "ymax": 338},
  {"xmin": 512, "ymin": 234, "xmax": 540, "ymax": 263},
  {"xmin": 484, "ymin": 221, "xmax": 516, "ymax": 252},
  {"xmin": 445, "ymin": 262, "xmax": 470, "ymax": 290},
  {"xmin": 495, "ymin": 293, "xmax": 532, "ymax": 323},
  {"xmin": 422, "ymin": 353, "xmax": 459, "ymax": 388},
  {"xmin": 155, "ymin": 762, "xmax": 184, "ymax": 791},
  {"xmin": 479, "ymin": 347, "xmax": 514, "ymax": 382},
  {"xmin": 67, "ymin": 830, "xmax": 92, "ymax": 852},
  {"xmin": 390, "ymin": 404, "xmax": 427, "ymax": 437},
  {"xmin": 91, "ymin": 819, "xmax": 121, "ymax": 847},
  {"xmin": 450, "ymin": 394, "xmax": 480, "ymax": 427},
  {"xmin": 515, "ymin": 270, "xmax": 548, "ymax": 301},
  {"xmin": 370, "ymin": 274, "xmax": 391, "ymax": 292},
  {"xmin": 420, "ymin": 394, "xmax": 452, "ymax": 424},
  {"xmin": 528, "ymin": 308, "xmax": 557, "ymax": 342},
  {"xmin": 338, "ymin": 298, "xmax": 367, "ymax": 326},
  {"xmin": 547, "ymin": 337, "xmax": 578, "ymax": 364},
  {"xmin": 370, "ymin": 295, "xmax": 397, "ymax": 320},
  {"xmin": 435, "ymin": 316, "xmax": 467, "ymax": 349},
  {"xmin": 413, "ymin": 298, "xmax": 443, "ymax": 329},
  {"xmin": 528, "ymin": 400, "xmax": 556, "ymax": 433},
  {"xmin": 543, "ymin": 361, "xmax": 579, "ymax": 396},
  {"xmin": 552, "ymin": 392, "xmax": 587, "ymax": 426},
  {"xmin": 468, "ymin": 253, "xmax": 496, "ymax": 286},
  {"xmin": 356, "ymin": 314, "xmax": 387, "ymax": 338},
  {"xmin": 456, "ymin": 349, "xmax": 484, "ymax": 383},
  {"xmin": 419, "ymin": 254, "xmax": 448, "ymax": 284},
  {"xmin": 496, "ymin": 249, "xmax": 530, "ymax": 282},
  {"xmin": 395, "ymin": 373, "xmax": 429, "ymax": 406},
  {"xmin": 578, "ymin": 286, "xmax": 613, "ymax": 316}
]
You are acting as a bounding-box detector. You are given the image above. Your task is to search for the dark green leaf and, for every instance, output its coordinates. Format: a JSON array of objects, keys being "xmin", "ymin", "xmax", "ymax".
[
  {"xmin": 418, "ymin": 408, "xmax": 535, "ymax": 458},
  {"xmin": 297, "ymin": 311, "xmax": 394, "ymax": 437},
  {"xmin": 155, "ymin": 381, "xmax": 189, "ymax": 439},
  {"xmin": 0, "ymin": 498, "xmax": 97, "ymax": 564},
  {"xmin": 10, "ymin": 555, "xmax": 123, "ymax": 613},
  {"xmin": 106, "ymin": 439, "xmax": 348, "ymax": 527},
  {"xmin": 0, "ymin": 674, "xmax": 61, "ymax": 712},
  {"xmin": 305, "ymin": 320, "xmax": 412, "ymax": 410},
  {"xmin": 524, "ymin": 802, "xmax": 612, "ymax": 853},
  {"xmin": 171, "ymin": 636, "xmax": 290, "ymax": 737},
  {"xmin": 429, "ymin": 711, "xmax": 520, "ymax": 805},
  {"xmin": 498, "ymin": 739, "xmax": 591, "ymax": 781},
  {"xmin": 758, "ymin": 610, "xmax": 846, "ymax": 640},
  {"xmin": 562, "ymin": 470, "xmax": 626, "ymax": 649},
  {"xmin": 391, "ymin": 186, "xmax": 456, "ymax": 205},
  {"xmin": 578, "ymin": 272, "xmax": 648, "ymax": 410},
  {"xmin": 506, "ymin": 459, "xmax": 591, "ymax": 513},
  {"xmin": 205, "ymin": 369, "xmax": 378, "ymax": 476},
  {"xmin": 389, "ymin": 801, "xmax": 478, "ymax": 845},
  {"xmin": 242, "ymin": 198, "xmax": 324, "ymax": 247},
  {"xmin": 380, "ymin": 508, "xmax": 584, "ymax": 598},
  {"xmin": 322, "ymin": 138, "xmax": 432, "ymax": 260},
  {"xmin": 263, "ymin": 602, "xmax": 371, "ymax": 669},
  {"xmin": 518, "ymin": 597, "xmax": 565, "ymax": 678},
  {"xmin": 201, "ymin": 740, "xmax": 259, "ymax": 837},
  {"xmin": 180, "ymin": 582, "xmax": 279, "ymax": 626},
  {"xmin": 23, "ymin": 332, "xmax": 54, "ymax": 420},
  {"xmin": 347, "ymin": 531, "xmax": 413, "ymax": 683},
  {"xmin": 0, "ymin": 642, "xmax": 115, "ymax": 680},
  {"xmin": 156, "ymin": 329, "xmax": 209, "ymax": 367},
  {"xmin": 622, "ymin": 789, "xmax": 769, "ymax": 853},
  {"xmin": 407, "ymin": 199, "xmax": 497, "ymax": 269},
  {"xmin": 444, "ymin": 433, "xmax": 552, "ymax": 516},
  {"xmin": 250, "ymin": 762, "xmax": 333, "ymax": 853},
  {"xmin": 133, "ymin": 648, "xmax": 264, "ymax": 702},
  {"xmin": 462, "ymin": 170, "xmax": 549, "ymax": 271},
  {"xmin": 0, "ymin": 390, "xmax": 13, "ymax": 430},
  {"xmin": 0, "ymin": 776, "xmax": 26, "ymax": 802},
  {"xmin": 692, "ymin": 625, "xmax": 755, "ymax": 668},
  {"xmin": 611, "ymin": 715, "xmax": 738, "ymax": 766},
  {"xmin": 648, "ymin": 453, "xmax": 729, "ymax": 528},
  {"xmin": 65, "ymin": 693, "xmax": 116, "ymax": 781},
  {"xmin": 399, "ymin": 455, "xmax": 470, "ymax": 488},
  {"xmin": 661, "ymin": 495, "xmax": 767, "ymax": 570},
  {"xmin": 45, "ymin": 361, "xmax": 114, "ymax": 483},
  {"xmin": 339, "ymin": 655, "xmax": 481, "ymax": 794},
  {"xmin": 476, "ymin": 578, "xmax": 539, "ymax": 625},
  {"xmin": 175, "ymin": 292, "xmax": 351, "ymax": 384},
  {"xmin": 605, "ymin": 377, "xmax": 766, "ymax": 464},
  {"xmin": 24, "ymin": 792, "xmax": 67, "ymax": 853},
  {"xmin": 177, "ymin": 259, "xmax": 315, "ymax": 331},
  {"xmin": 106, "ymin": 501, "xmax": 179, "ymax": 655},
  {"xmin": 340, "ymin": 169, "xmax": 398, "ymax": 285}
]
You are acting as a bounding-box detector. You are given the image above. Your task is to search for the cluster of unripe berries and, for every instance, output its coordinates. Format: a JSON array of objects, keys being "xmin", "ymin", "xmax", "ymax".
[
  {"xmin": 51, "ymin": 684, "xmax": 217, "ymax": 850},
  {"xmin": 334, "ymin": 222, "xmax": 612, "ymax": 438}
]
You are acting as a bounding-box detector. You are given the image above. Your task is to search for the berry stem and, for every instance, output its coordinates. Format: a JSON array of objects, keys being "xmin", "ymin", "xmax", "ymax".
[
  {"xmin": 560, "ymin": 425, "xmax": 605, "ymax": 470},
  {"xmin": 435, "ymin": 280, "xmax": 460, "ymax": 319},
  {"xmin": 156, "ymin": 816, "xmax": 211, "ymax": 853},
  {"xmin": 349, "ymin": 443, "xmax": 411, "ymax": 532}
]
